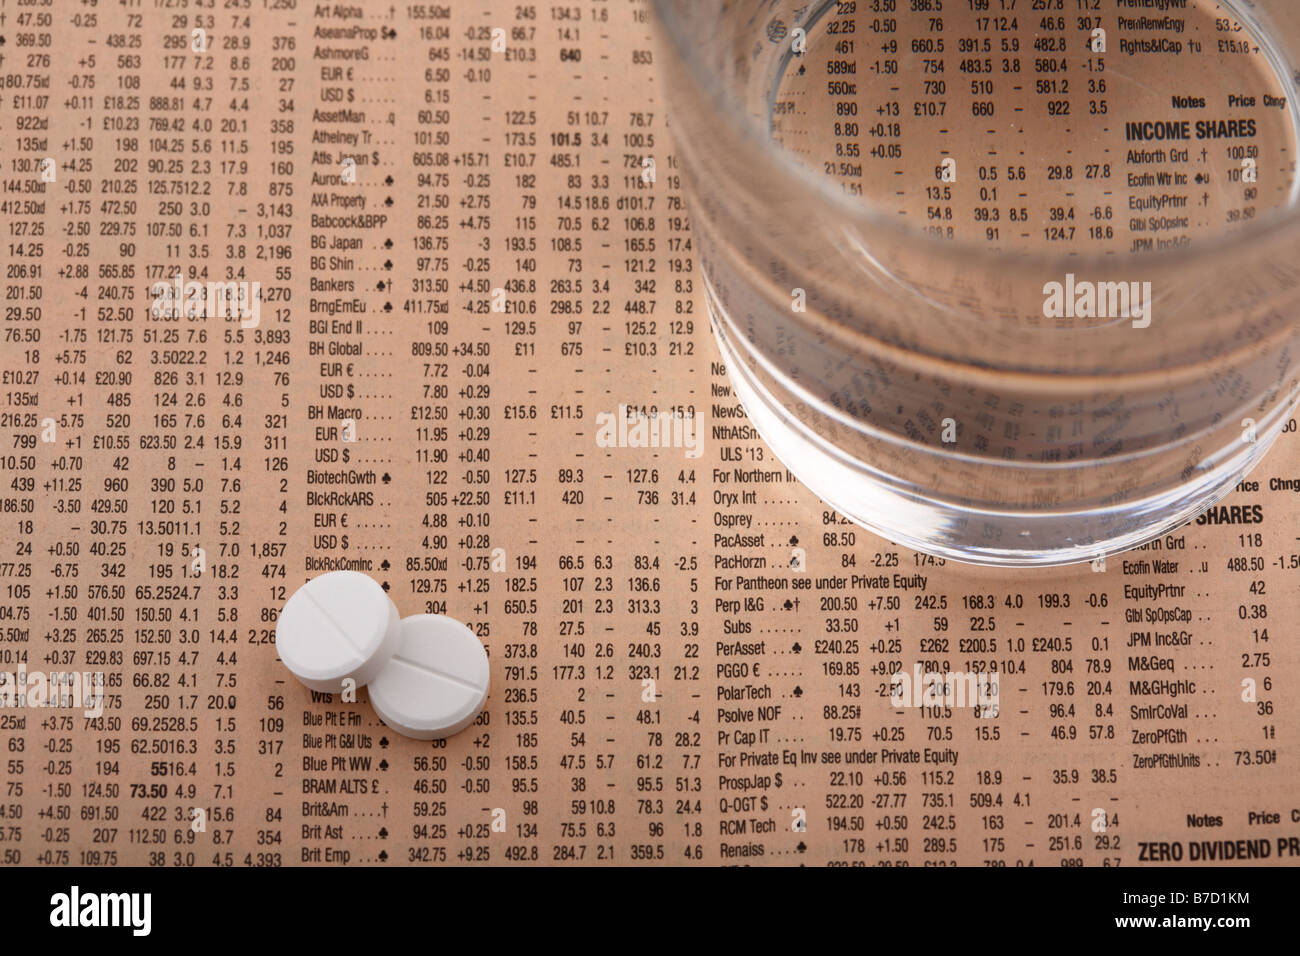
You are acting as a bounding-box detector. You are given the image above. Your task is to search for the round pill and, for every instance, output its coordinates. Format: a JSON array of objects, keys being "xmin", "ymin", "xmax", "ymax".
[
  {"xmin": 367, "ymin": 614, "xmax": 490, "ymax": 740},
  {"xmin": 275, "ymin": 571, "xmax": 402, "ymax": 693}
]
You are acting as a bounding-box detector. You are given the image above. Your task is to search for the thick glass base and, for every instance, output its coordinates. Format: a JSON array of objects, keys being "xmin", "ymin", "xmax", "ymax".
[{"xmin": 709, "ymin": 301, "xmax": 1288, "ymax": 569}]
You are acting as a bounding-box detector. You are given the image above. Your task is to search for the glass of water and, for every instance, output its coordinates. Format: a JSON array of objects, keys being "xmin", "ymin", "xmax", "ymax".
[{"xmin": 652, "ymin": 0, "xmax": 1300, "ymax": 566}]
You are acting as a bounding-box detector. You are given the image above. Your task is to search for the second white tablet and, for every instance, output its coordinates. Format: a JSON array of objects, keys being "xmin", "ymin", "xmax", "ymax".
[{"xmin": 367, "ymin": 614, "xmax": 489, "ymax": 740}]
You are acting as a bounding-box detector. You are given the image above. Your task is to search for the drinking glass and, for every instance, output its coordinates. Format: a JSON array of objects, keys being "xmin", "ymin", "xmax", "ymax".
[{"xmin": 652, "ymin": 0, "xmax": 1300, "ymax": 565}]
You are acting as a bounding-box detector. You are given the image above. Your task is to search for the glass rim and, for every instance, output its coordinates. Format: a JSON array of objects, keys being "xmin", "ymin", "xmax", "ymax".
[{"xmin": 651, "ymin": 0, "xmax": 1300, "ymax": 275}]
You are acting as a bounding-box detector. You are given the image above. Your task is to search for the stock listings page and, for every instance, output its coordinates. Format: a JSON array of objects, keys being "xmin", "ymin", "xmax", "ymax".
[{"xmin": 0, "ymin": 0, "xmax": 1297, "ymax": 870}]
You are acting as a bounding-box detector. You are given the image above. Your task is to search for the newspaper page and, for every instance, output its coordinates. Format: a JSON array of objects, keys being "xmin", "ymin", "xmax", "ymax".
[{"xmin": 0, "ymin": 0, "xmax": 1295, "ymax": 874}]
